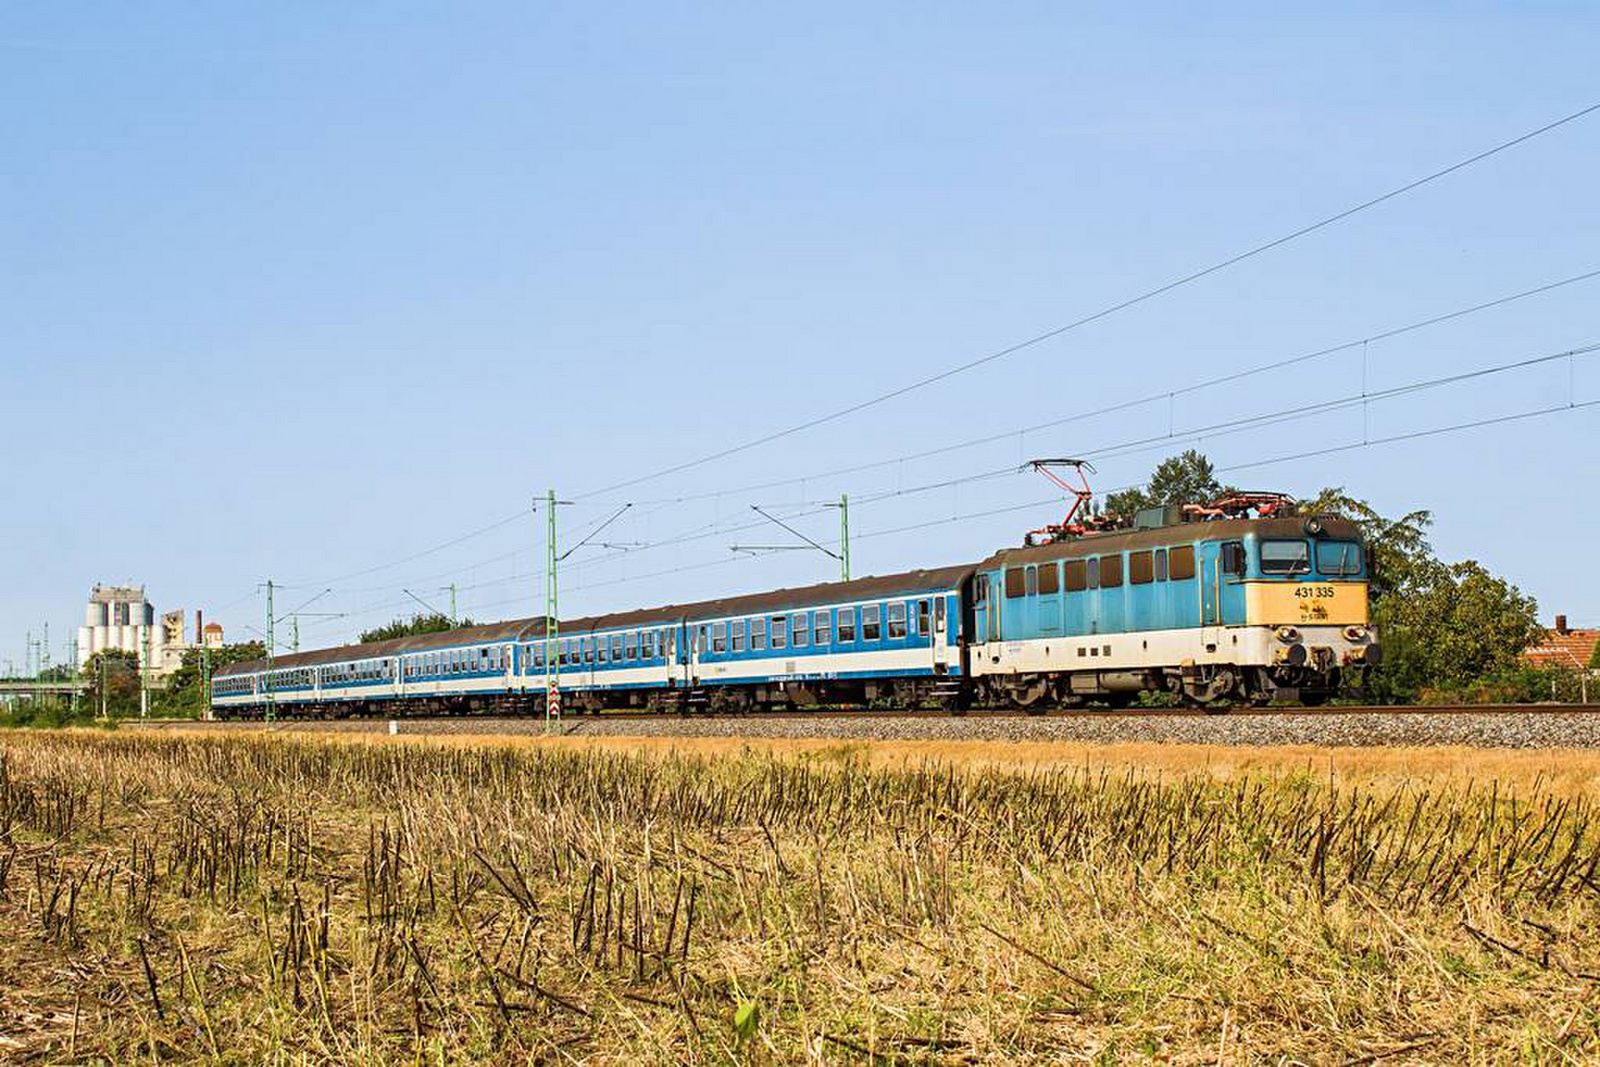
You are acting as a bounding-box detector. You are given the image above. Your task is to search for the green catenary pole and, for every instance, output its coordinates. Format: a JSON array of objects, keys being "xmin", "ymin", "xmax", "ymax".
[
  {"xmin": 544, "ymin": 489, "xmax": 559, "ymax": 732},
  {"xmin": 839, "ymin": 493, "xmax": 851, "ymax": 582},
  {"xmin": 265, "ymin": 579, "xmax": 275, "ymax": 724}
]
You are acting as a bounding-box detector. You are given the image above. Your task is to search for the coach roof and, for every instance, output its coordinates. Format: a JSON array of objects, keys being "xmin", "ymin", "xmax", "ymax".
[{"xmin": 216, "ymin": 562, "xmax": 976, "ymax": 677}]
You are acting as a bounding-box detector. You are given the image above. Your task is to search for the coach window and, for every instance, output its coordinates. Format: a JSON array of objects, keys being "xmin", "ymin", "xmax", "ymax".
[
  {"xmin": 1130, "ymin": 550, "xmax": 1153, "ymax": 585},
  {"xmin": 837, "ymin": 607, "xmax": 856, "ymax": 642},
  {"xmin": 1087, "ymin": 557, "xmax": 1100, "ymax": 590},
  {"xmin": 771, "ymin": 616, "xmax": 787, "ymax": 649},
  {"xmin": 534, "ymin": 644, "xmax": 545, "ymax": 669},
  {"xmin": 887, "ymin": 602, "xmax": 907, "ymax": 640},
  {"xmin": 1038, "ymin": 563, "xmax": 1060, "ymax": 596},
  {"xmin": 1101, "ymin": 554, "xmax": 1124, "ymax": 588},
  {"xmin": 612, "ymin": 634, "xmax": 624, "ymax": 661},
  {"xmin": 1154, "ymin": 548, "xmax": 1168, "ymax": 582},
  {"xmin": 712, "ymin": 622, "xmax": 727, "ymax": 654},
  {"xmin": 916, "ymin": 599, "xmax": 930, "ymax": 638},
  {"xmin": 863, "ymin": 604, "xmax": 882, "ymax": 641},
  {"xmin": 731, "ymin": 620, "xmax": 746, "ymax": 653},
  {"xmin": 815, "ymin": 610, "xmax": 831, "ymax": 645},
  {"xmin": 1169, "ymin": 544, "xmax": 1196, "ymax": 580},
  {"xmin": 626, "ymin": 632, "xmax": 638, "ymax": 660},
  {"xmin": 597, "ymin": 638, "xmax": 608, "ymax": 664},
  {"xmin": 1222, "ymin": 541, "xmax": 1248, "ymax": 577},
  {"xmin": 584, "ymin": 639, "xmax": 595, "ymax": 665},
  {"xmin": 1005, "ymin": 567, "xmax": 1026, "ymax": 598},
  {"xmin": 752, "ymin": 617, "xmax": 768, "ymax": 650},
  {"xmin": 792, "ymin": 613, "xmax": 809, "ymax": 648},
  {"xmin": 1065, "ymin": 560, "xmax": 1088, "ymax": 592}
]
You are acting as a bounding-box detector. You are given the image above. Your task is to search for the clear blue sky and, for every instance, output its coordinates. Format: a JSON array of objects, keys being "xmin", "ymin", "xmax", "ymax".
[{"xmin": 4, "ymin": 2, "xmax": 1598, "ymax": 668}]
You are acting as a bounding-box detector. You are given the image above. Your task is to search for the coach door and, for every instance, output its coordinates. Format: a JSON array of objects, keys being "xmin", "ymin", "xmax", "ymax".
[
  {"xmin": 931, "ymin": 596, "xmax": 949, "ymax": 672},
  {"xmin": 689, "ymin": 624, "xmax": 706, "ymax": 687}
]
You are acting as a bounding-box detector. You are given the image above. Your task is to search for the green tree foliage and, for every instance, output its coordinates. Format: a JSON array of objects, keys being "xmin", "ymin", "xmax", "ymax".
[
  {"xmin": 79, "ymin": 648, "xmax": 142, "ymax": 716},
  {"xmin": 1373, "ymin": 560, "xmax": 1542, "ymax": 701},
  {"xmin": 359, "ymin": 613, "xmax": 472, "ymax": 644},
  {"xmin": 1105, "ymin": 449, "xmax": 1225, "ymax": 517},
  {"xmin": 1589, "ymin": 640, "xmax": 1600, "ymax": 671},
  {"xmin": 157, "ymin": 641, "xmax": 266, "ymax": 717}
]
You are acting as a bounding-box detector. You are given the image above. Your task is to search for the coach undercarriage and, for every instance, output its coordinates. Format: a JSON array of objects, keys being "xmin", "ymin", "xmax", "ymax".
[{"xmin": 220, "ymin": 658, "xmax": 1364, "ymax": 721}]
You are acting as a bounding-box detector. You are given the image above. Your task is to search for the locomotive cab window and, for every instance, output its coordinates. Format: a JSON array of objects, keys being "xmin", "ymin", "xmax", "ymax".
[
  {"xmin": 973, "ymin": 574, "xmax": 988, "ymax": 608},
  {"xmin": 1221, "ymin": 541, "xmax": 1248, "ymax": 577},
  {"xmin": 1317, "ymin": 540, "xmax": 1362, "ymax": 576},
  {"xmin": 1259, "ymin": 539, "xmax": 1309, "ymax": 575}
]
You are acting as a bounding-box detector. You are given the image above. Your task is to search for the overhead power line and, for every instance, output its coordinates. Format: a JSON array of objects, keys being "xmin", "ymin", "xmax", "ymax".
[{"xmin": 578, "ymin": 101, "xmax": 1600, "ymax": 499}]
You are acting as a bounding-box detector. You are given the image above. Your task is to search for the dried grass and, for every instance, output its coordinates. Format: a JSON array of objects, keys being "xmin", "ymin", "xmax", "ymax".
[{"xmin": 1, "ymin": 728, "xmax": 1598, "ymax": 1063}]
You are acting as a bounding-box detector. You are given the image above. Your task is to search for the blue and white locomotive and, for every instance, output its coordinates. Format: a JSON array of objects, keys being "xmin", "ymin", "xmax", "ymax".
[{"xmin": 212, "ymin": 496, "xmax": 1377, "ymax": 717}]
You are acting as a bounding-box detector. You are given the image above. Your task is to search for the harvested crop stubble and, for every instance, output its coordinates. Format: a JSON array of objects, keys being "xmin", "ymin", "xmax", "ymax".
[{"xmin": 0, "ymin": 731, "xmax": 1598, "ymax": 1062}]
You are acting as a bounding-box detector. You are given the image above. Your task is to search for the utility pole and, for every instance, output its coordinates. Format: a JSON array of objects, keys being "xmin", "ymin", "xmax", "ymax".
[
  {"xmin": 545, "ymin": 490, "xmax": 559, "ymax": 733},
  {"xmin": 264, "ymin": 579, "xmax": 275, "ymax": 724},
  {"xmin": 24, "ymin": 630, "xmax": 32, "ymax": 678},
  {"xmin": 839, "ymin": 493, "xmax": 851, "ymax": 581},
  {"xmin": 449, "ymin": 583, "xmax": 458, "ymax": 628},
  {"xmin": 292, "ymin": 616, "xmax": 300, "ymax": 653},
  {"xmin": 69, "ymin": 635, "xmax": 78, "ymax": 715},
  {"xmin": 201, "ymin": 642, "xmax": 212, "ymax": 721},
  {"xmin": 140, "ymin": 618, "xmax": 150, "ymax": 719},
  {"xmin": 99, "ymin": 656, "xmax": 107, "ymax": 721}
]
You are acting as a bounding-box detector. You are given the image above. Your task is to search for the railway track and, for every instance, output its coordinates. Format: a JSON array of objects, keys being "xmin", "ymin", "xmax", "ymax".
[{"xmin": 186, "ymin": 702, "xmax": 1598, "ymax": 727}]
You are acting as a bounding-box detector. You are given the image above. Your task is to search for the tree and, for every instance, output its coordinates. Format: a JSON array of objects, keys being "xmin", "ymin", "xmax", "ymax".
[
  {"xmin": 80, "ymin": 648, "xmax": 141, "ymax": 716},
  {"xmin": 1589, "ymin": 641, "xmax": 1600, "ymax": 671},
  {"xmin": 1372, "ymin": 559, "xmax": 1542, "ymax": 701},
  {"xmin": 359, "ymin": 613, "xmax": 472, "ymax": 644},
  {"xmin": 158, "ymin": 641, "xmax": 266, "ymax": 717},
  {"xmin": 1105, "ymin": 449, "xmax": 1224, "ymax": 517}
]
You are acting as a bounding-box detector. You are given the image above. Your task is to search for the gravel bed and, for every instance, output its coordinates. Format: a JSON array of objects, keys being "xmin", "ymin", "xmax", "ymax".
[{"xmin": 137, "ymin": 710, "xmax": 1600, "ymax": 748}]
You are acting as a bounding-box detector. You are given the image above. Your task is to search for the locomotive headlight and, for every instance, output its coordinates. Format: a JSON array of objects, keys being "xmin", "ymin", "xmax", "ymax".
[
  {"xmin": 1275, "ymin": 626, "xmax": 1301, "ymax": 644},
  {"xmin": 1343, "ymin": 625, "xmax": 1369, "ymax": 643},
  {"xmin": 1304, "ymin": 517, "xmax": 1324, "ymax": 536}
]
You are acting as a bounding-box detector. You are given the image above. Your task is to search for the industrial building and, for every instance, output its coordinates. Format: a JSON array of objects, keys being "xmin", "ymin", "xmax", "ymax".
[{"xmin": 74, "ymin": 584, "xmax": 215, "ymax": 678}]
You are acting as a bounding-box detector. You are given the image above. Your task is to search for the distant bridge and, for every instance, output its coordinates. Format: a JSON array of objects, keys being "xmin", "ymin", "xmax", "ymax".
[{"xmin": 0, "ymin": 679, "xmax": 88, "ymax": 700}]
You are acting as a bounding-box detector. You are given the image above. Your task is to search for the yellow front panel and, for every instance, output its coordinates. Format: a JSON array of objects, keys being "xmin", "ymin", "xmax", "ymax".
[{"xmin": 1244, "ymin": 581, "xmax": 1368, "ymax": 626}]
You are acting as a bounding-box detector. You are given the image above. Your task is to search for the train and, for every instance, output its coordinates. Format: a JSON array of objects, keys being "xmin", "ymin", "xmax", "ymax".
[{"xmin": 212, "ymin": 491, "xmax": 1379, "ymax": 718}]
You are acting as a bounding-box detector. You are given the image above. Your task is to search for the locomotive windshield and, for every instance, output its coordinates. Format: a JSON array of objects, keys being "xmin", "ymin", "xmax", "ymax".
[
  {"xmin": 1259, "ymin": 539, "xmax": 1311, "ymax": 574},
  {"xmin": 1316, "ymin": 540, "xmax": 1363, "ymax": 576}
]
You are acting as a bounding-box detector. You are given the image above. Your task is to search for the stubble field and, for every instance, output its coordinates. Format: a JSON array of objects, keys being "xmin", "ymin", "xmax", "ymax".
[{"xmin": 1, "ymin": 728, "xmax": 1598, "ymax": 1063}]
